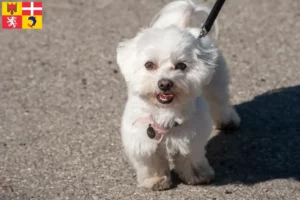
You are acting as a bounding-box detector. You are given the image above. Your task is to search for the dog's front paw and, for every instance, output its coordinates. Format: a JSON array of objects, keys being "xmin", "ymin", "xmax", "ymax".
[
  {"xmin": 139, "ymin": 176, "xmax": 172, "ymax": 191},
  {"xmin": 179, "ymin": 164, "xmax": 215, "ymax": 185}
]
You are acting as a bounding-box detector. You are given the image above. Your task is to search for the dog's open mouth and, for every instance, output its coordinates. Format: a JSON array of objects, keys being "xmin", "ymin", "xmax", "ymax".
[{"xmin": 157, "ymin": 92, "xmax": 174, "ymax": 104}]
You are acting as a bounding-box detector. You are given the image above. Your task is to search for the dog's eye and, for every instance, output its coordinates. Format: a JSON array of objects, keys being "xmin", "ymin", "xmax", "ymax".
[
  {"xmin": 145, "ymin": 61, "xmax": 155, "ymax": 70},
  {"xmin": 175, "ymin": 62, "xmax": 187, "ymax": 70}
]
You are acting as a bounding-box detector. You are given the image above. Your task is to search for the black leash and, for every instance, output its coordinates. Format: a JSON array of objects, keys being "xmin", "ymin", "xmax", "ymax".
[{"xmin": 198, "ymin": 0, "xmax": 226, "ymax": 38}]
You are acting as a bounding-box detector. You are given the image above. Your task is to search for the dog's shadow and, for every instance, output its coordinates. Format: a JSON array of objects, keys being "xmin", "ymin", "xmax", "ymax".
[{"xmin": 206, "ymin": 85, "xmax": 300, "ymax": 185}]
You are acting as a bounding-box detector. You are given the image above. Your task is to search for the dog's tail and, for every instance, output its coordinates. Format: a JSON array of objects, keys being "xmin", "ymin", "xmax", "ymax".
[{"xmin": 150, "ymin": 0, "xmax": 219, "ymax": 39}]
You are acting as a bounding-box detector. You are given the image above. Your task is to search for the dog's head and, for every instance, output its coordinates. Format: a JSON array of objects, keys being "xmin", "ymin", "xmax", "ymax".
[{"xmin": 117, "ymin": 0, "xmax": 218, "ymax": 108}]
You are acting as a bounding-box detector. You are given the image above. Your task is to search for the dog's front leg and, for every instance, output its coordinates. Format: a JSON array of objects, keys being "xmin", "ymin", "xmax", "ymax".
[
  {"xmin": 173, "ymin": 149, "xmax": 214, "ymax": 185},
  {"xmin": 129, "ymin": 147, "xmax": 172, "ymax": 191}
]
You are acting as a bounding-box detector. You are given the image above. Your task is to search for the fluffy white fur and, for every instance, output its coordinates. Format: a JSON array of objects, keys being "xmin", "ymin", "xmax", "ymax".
[{"xmin": 116, "ymin": 0, "xmax": 240, "ymax": 190}]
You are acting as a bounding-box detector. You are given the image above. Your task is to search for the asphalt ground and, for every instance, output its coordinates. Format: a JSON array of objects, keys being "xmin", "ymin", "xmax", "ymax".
[{"xmin": 0, "ymin": 0, "xmax": 299, "ymax": 199}]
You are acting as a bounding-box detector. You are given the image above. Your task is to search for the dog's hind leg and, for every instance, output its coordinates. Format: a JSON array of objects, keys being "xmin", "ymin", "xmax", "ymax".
[{"xmin": 203, "ymin": 53, "xmax": 240, "ymax": 131}]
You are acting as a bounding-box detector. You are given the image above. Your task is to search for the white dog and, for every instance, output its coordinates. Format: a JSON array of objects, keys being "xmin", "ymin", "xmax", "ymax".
[{"xmin": 116, "ymin": 0, "xmax": 240, "ymax": 190}]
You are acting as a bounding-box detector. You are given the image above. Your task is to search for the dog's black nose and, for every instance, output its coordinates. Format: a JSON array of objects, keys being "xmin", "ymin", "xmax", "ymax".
[{"xmin": 158, "ymin": 79, "xmax": 173, "ymax": 91}]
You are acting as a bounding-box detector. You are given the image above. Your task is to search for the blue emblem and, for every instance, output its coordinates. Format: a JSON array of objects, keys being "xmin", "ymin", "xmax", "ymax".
[{"xmin": 28, "ymin": 16, "xmax": 37, "ymax": 28}]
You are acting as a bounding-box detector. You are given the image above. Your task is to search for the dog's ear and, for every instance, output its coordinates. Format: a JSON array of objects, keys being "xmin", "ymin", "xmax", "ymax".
[
  {"xmin": 150, "ymin": 1, "xmax": 195, "ymax": 30},
  {"xmin": 116, "ymin": 38, "xmax": 137, "ymax": 83},
  {"xmin": 193, "ymin": 38, "xmax": 219, "ymax": 85},
  {"xmin": 150, "ymin": 1, "xmax": 218, "ymax": 38}
]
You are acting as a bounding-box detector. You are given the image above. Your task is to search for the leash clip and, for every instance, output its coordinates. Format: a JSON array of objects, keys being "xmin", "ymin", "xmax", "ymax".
[
  {"xmin": 198, "ymin": 0, "xmax": 226, "ymax": 38},
  {"xmin": 199, "ymin": 27, "xmax": 208, "ymax": 38}
]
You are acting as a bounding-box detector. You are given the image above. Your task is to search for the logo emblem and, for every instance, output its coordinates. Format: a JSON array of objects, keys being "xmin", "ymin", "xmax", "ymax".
[
  {"xmin": 6, "ymin": 16, "xmax": 17, "ymax": 28},
  {"xmin": 28, "ymin": 16, "xmax": 36, "ymax": 28},
  {"xmin": 7, "ymin": 3, "xmax": 17, "ymax": 15},
  {"xmin": 2, "ymin": 2, "xmax": 43, "ymax": 29}
]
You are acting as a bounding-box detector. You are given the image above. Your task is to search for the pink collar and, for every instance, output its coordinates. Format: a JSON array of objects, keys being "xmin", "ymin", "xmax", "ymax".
[{"xmin": 132, "ymin": 116, "xmax": 169, "ymax": 142}]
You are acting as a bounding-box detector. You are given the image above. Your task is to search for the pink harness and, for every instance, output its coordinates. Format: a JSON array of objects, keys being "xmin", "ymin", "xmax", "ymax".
[{"xmin": 132, "ymin": 116, "xmax": 169, "ymax": 143}]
